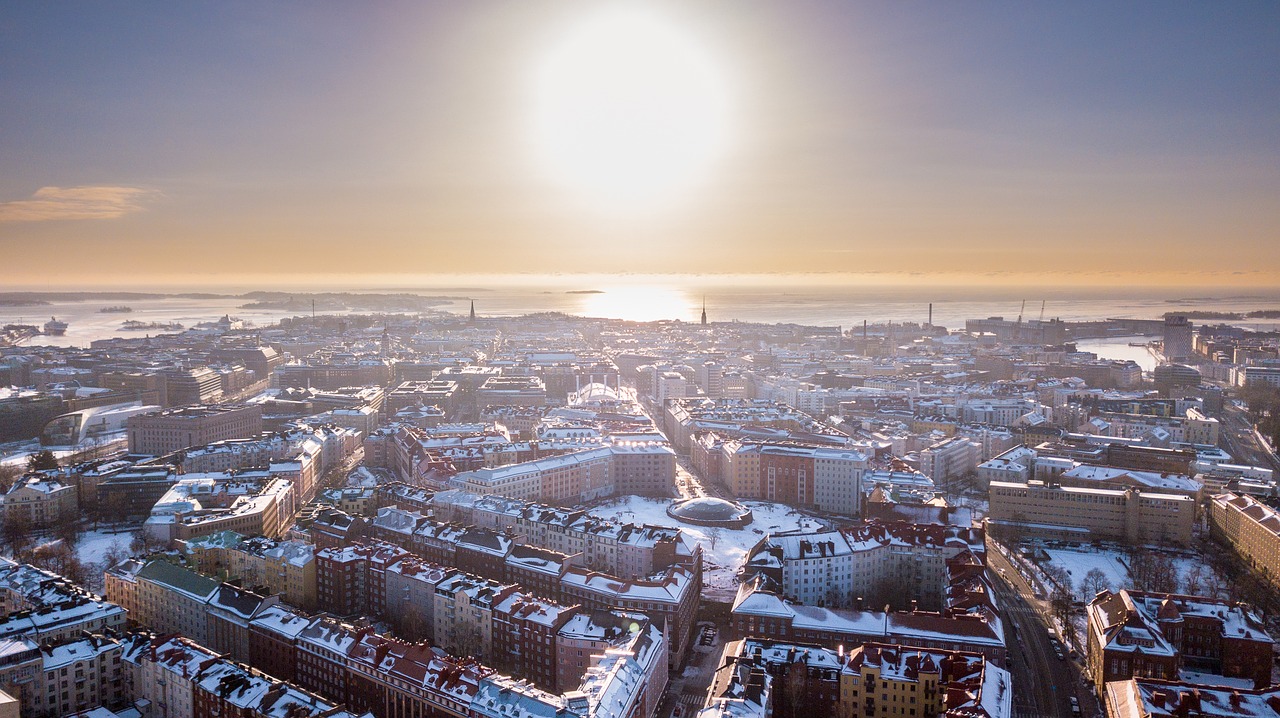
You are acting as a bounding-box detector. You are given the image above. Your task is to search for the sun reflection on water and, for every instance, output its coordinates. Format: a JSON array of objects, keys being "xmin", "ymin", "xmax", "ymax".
[{"xmin": 576, "ymin": 285, "xmax": 694, "ymax": 322}]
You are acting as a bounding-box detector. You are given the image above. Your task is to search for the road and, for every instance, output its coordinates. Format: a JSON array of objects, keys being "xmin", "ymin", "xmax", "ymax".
[
  {"xmin": 636, "ymin": 393, "xmax": 730, "ymax": 502},
  {"xmin": 1221, "ymin": 403, "xmax": 1280, "ymax": 473},
  {"xmin": 987, "ymin": 544, "xmax": 1089, "ymax": 718}
]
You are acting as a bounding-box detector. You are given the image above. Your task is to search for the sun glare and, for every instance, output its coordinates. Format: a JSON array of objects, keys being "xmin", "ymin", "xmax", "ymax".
[
  {"xmin": 577, "ymin": 285, "xmax": 693, "ymax": 322},
  {"xmin": 533, "ymin": 8, "xmax": 730, "ymax": 211}
]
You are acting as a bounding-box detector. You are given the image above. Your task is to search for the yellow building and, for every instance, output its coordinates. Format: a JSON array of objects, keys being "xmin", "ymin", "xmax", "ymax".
[
  {"xmin": 988, "ymin": 480, "xmax": 1195, "ymax": 545},
  {"xmin": 1208, "ymin": 492, "xmax": 1280, "ymax": 592}
]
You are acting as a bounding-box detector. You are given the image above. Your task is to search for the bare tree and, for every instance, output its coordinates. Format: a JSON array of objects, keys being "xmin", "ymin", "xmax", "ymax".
[
  {"xmin": 1127, "ymin": 547, "xmax": 1154, "ymax": 590},
  {"xmin": 1182, "ymin": 563, "xmax": 1206, "ymax": 596},
  {"xmin": 130, "ymin": 531, "xmax": 168, "ymax": 556},
  {"xmin": 1148, "ymin": 554, "xmax": 1179, "ymax": 594},
  {"xmin": 99, "ymin": 541, "xmax": 129, "ymax": 573},
  {"xmin": 0, "ymin": 465, "xmax": 21, "ymax": 494},
  {"xmin": 1051, "ymin": 586, "xmax": 1075, "ymax": 647},
  {"xmin": 1201, "ymin": 569, "xmax": 1227, "ymax": 600},
  {"xmin": 2, "ymin": 511, "xmax": 33, "ymax": 558},
  {"xmin": 52, "ymin": 512, "xmax": 81, "ymax": 548},
  {"xmin": 398, "ymin": 599, "xmax": 429, "ymax": 643},
  {"xmin": 29, "ymin": 541, "xmax": 89, "ymax": 585},
  {"xmin": 1042, "ymin": 562, "xmax": 1071, "ymax": 593},
  {"xmin": 445, "ymin": 624, "xmax": 484, "ymax": 661},
  {"xmin": 1079, "ymin": 568, "xmax": 1110, "ymax": 600}
]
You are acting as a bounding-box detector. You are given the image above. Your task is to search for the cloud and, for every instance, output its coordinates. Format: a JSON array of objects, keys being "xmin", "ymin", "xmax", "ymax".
[{"xmin": 0, "ymin": 185, "xmax": 157, "ymax": 222}]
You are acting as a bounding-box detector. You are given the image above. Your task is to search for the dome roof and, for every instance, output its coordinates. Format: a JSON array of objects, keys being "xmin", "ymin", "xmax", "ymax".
[{"xmin": 669, "ymin": 497, "xmax": 749, "ymax": 522}]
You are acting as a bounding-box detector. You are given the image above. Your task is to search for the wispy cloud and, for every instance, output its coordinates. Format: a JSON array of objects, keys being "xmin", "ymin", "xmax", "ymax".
[{"xmin": 0, "ymin": 185, "xmax": 157, "ymax": 222}]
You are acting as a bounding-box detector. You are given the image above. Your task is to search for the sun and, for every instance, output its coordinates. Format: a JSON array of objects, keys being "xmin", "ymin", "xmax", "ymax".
[
  {"xmin": 532, "ymin": 8, "xmax": 730, "ymax": 211},
  {"xmin": 577, "ymin": 284, "xmax": 692, "ymax": 322}
]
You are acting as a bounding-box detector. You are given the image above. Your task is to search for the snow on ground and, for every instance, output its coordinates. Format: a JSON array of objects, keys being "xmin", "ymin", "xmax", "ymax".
[
  {"xmin": 585, "ymin": 496, "xmax": 829, "ymax": 601},
  {"xmin": 1042, "ymin": 544, "xmax": 1224, "ymax": 602},
  {"xmin": 1043, "ymin": 546, "xmax": 1130, "ymax": 602},
  {"xmin": 76, "ymin": 529, "xmax": 134, "ymax": 567},
  {"xmin": 347, "ymin": 466, "xmax": 380, "ymax": 487}
]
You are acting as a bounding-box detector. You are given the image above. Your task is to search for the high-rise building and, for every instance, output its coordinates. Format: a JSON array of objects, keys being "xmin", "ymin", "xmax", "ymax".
[{"xmin": 1163, "ymin": 315, "xmax": 1193, "ymax": 361}]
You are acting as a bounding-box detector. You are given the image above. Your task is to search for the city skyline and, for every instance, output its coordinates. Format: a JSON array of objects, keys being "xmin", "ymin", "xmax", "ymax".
[{"xmin": 2, "ymin": 2, "xmax": 1279, "ymax": 285}]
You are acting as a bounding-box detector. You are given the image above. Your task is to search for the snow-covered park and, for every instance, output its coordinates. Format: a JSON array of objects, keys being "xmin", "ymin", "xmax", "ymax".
[
  {"xmin": 1041, "ymin": 543, "xmax": 1225, "ymax": 602},
  {"xmin": 585, "ymin": 495, "xmax": 829, "ymax": 600},
  {"xmin": 76, "ymin": 529, "xmax": 134, "ymax": 567}
]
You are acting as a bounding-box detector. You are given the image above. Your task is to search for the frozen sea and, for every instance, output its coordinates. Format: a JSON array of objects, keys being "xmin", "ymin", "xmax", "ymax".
[{"xmin": 4, "ymin": 277, "xmax": 1280, "ymax": 358}]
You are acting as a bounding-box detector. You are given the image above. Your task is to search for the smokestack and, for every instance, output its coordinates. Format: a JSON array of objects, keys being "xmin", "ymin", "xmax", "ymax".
[
  {"xmin": 863, "ymin": 319, "xmax": 868, "ymax": 340},
  {"xmin": 928, "ymin": 303, "xmax": 932, "ymax": 327}
]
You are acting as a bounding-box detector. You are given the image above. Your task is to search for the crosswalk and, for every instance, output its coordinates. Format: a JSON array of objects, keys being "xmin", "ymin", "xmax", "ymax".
[{"xmin": 674, "ymin": 693, "xmax": 706, "ymax": 715}]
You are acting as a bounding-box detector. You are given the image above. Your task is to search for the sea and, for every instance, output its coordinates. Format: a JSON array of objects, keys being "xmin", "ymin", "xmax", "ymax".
[{"xmin": 3, "ymin": 275, "xmax": 1279, "ymax": 369}]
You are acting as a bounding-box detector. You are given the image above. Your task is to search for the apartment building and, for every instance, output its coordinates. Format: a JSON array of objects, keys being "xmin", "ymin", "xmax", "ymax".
[
  {"xmin": 426, "ymin": 490, "xmax": 689, "ymax": 580},
  {"xmin": 554, "ymin": 609, "xmax": 651, "ymax": 693},
  {"xmin": 1088, "ymin": 409, "xmax": 1220, "ymax": 446},
  {"xmin": 742, "ymin": 522, "xmax": 986, "ymax": 611},
  {"xmin": 120, "ymin": 633, "xmax": 365, "ymax": 718},
  {"xmin": 315, "ymin": 542, "xmax": 412, "ymax": 617},
  {"xmin": 0, "ymin": 638, "xmax": 40, "ymax": 710},
  {"xmin": 107, "ymin": 559, "xmax": 219, "ymax": 645},
  {"xmin": 176, "ymin": 424, "xmax": 358, "ymax": 503},
  {"xmin": 491, "ymin": 592, "xmax": 578, "ymax": 690},
  {"xmin": 183, "ymin": 531, "xmax": 317, "ymax": 610},
  {"xmin": 1, "ymin": 474, "xmax": 77, "ymax": 528},
  {"xmin": 1104, "ymin": 679, "xmax": 1280, "ymax": 718},
  {"xmin": 559, "ymin": 564, "xmax": 700, "ymax": 670},
  {"xmin": 127, "ymin": 404, "xmax": 262, "ymax": 455},
  {"xmin": 918, "ymin": 435, "xmax": 980, "ymax": 486},
  {"xmin": 143, "ymin": 474, "xmax": 299, "ymax": 545},
  {"xmin": 27, "ymin": 634, "xmax": 123, "ymax": 718},
  {"xmin": 723, "ymin": 442, "xmax": 868, "ymax": 515},
  {"xmin": 729, "ymin": 579, "xmax": 1007, "ymax": 668},
  {"xmin": 0, "ymin": 560, "xmax": 126, "ymax": 643},
  {"xmin": 700, "ymin": 639, "xmax": 1012, "ymax": 718},
  {"xmin": 450, "ymin": 442, "xmax": 676, "ymax": 505},
  {"xmin": 1207, "ymin": 492, "xmax": 1280, "ymax": 592}
]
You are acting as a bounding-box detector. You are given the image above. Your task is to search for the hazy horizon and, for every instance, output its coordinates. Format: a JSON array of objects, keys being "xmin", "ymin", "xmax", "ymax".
[{"xmin": 6, "ymin": 272, "xmax": 1280, "ymax": 302}]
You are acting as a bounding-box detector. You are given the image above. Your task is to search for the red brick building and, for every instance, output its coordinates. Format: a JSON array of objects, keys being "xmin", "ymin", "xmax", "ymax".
[{"xmin": 1087, "ymin": 589, "xmax": 1275, "ymax": 689}]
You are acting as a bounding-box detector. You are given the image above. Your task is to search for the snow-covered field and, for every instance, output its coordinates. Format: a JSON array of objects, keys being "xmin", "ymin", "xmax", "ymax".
[
  {"xmin": 1043, "ymin": 544, "xmax": 1224, "ymax": 602},
  {"xmin": 76, "ymin": 529, "xmax": 133, "ymax": 567},
  {"xmin": 585, "ymin": 496, "xmax": 829, "ymax": 601},
  {"xmin": 1042, "ymin": 547, "xmax": 1129, "ymax": 601}
]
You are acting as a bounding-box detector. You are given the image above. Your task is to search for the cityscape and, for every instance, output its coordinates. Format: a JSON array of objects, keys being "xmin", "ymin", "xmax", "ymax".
[{"xmin": 2, "ymin": 4, "xmax": 1280, "ymax": 718}]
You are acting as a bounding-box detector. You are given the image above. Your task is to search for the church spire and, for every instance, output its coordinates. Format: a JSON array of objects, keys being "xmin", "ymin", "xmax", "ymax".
[
  {"xmin": 469, "ymin": 299, "xmax": 476, "ymax": 322},
  {"xmin": 700, "ymin": 296, "xmax": 707, "ymax": 326}
]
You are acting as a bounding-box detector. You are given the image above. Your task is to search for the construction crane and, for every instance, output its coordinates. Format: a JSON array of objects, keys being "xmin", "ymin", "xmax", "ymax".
[
  {"xmin": 1039, "ymin": 300, "xmax": 1046, "ymax": 322},
  {"xmin": 1016, "ymin": 300, "xmax": 1026, "ymax": 325}
]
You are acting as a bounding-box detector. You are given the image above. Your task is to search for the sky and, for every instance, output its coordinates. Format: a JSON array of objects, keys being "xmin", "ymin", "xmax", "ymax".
[{"xmin": 1, "ymin": 2, "xmax": 1278, "ymax": 287}]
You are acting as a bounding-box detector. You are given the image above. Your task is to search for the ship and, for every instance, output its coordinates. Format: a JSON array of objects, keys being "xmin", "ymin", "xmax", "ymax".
[
  {"xmin": 43, "ymin": 317, "xmax": 68, "ymax": 335},
  {"xmin": 120, "ymin": 320, "xmax": 184, "ymax": 332}
]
